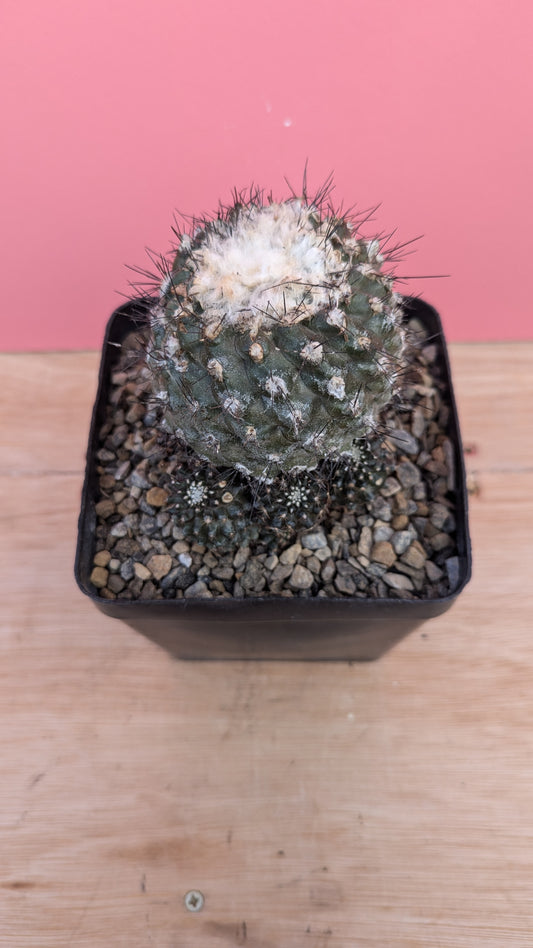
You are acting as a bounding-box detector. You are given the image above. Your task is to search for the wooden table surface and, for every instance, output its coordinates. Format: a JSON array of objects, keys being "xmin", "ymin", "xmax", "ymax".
[{"xmin": 1, "ymin": 342, "xmax": 532, "ymax": 947}]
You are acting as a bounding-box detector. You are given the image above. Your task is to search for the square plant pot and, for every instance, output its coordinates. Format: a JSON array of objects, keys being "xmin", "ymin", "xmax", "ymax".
[{"xmin": 75, "ymin": 297, "xmax": 471, "ymax": 660}]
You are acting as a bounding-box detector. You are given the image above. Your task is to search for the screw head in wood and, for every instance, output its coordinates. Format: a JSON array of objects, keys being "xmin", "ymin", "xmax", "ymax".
[{"xmin": 184, "ymin": 890, "xmax": 204, "ymax": 912}]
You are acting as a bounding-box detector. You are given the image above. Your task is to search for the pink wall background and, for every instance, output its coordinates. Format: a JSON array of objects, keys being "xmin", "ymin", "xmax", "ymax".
[{"xmin": 2, "ymin": 0, "xmax": 532, "ymax": 350}]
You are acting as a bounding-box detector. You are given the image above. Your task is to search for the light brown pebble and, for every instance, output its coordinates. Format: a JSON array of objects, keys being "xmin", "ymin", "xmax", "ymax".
[
  {"xmin": 358, "ymin": 526, "xmax": 373, "ymax": 559},
  {"xmin": 172, "ymin": 540, "xmax": 190, "ymax": 554},
  {"xmin": 146, "ymin": 553, "xmax": 172, "ymax": 580},
  {"xmin": 429, "ymin": 532, "xmax": 453, "ymax": 552},
  {"xmin": 90, "ymin": 566, "xmax": 109, "ymax": 588},
  {"xmin": 93, "ymin": 550, "xmax": 111, "ymax": 567},
  {"xmin": 371, "ymin": 541, "xmax": 397, "ymax": 567},
  {"xmin": 425, "ymin": 560, "xmax": 444, "ymax": 582},
  {"xmin": 401, "ymin": 541, "xmax": 427, "ymax": 569},
  {"xmin": 140, "ymin": 580, "xmax": 158, "ymax": 600},
  {"xmin": 392, "ymin": 514, "xmax": 409, "ymax": 530},
  {"xmin": 100, "ymin": 587, "xmax": 116, "ymax": 600},
  {"xmin": 95, "ymin": 499, "xmax": 116, "ymax": 519},
  {"xmin": 146, "ymin": 487, "xmax": 169, "ymax": 507},
  {"xmin": 134, "ymin": 562, "xmax": 151, "ymax": 581},
  {"xmin": 280, "ymin": 543, "xmax": 302, "ymax": 566},
  {"xmin": 209, "ymin": 580, "xmax": 227, "ymax": 594}
]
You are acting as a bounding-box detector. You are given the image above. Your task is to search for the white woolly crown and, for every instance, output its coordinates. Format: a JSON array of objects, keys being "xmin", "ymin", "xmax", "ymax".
[{"xmin": 188, "ymin": 200, "xmax": 351, "ymax": 329}]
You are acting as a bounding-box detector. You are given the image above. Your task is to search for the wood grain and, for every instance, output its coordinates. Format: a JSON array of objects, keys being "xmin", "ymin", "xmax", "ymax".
[{"xmin": 1, "ymin": 343, "xmax": 532, "ymax": 946}]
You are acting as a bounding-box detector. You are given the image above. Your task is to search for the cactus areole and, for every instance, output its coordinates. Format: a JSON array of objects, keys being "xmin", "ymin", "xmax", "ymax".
[{"xmin": 147, "ymin": 191, "xmax": 407, "ymax": 481}]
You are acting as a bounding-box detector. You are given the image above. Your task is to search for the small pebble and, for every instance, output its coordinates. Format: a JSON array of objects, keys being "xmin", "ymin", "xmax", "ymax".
[
  {"xmin": 90, "ymin": 566, "xmax": 108, "ymax": 588},
  {"xmin": 321, "ymin": 559, "xmax": 336, "ymax": 583},
  {"xmin": 279, "ymin": 543, "xmax": 302, "ymax": 566},
  {"xmin": 358, "ymin": 526, "xmax": 373, "ymax": 559},
  {"xmin": 264, "ymin": 554, "xmax": 279, "ymax": 570},
  {"xmin": 445, "ymin": 556, "xmax": 460, "ymax": 590},
  {"xmin": 289, "ymin": 564, "xmax": 314, "ymax": 590},
  {"xmin": 334, "ymin": 573, "xmax": 357, "ymax": 595},
  {"xmin": 146, "ymin": 487, "xmax": 169, "ymax": 507},
  {"xmin": 184, "ymin": 580, "xmax": 213, "ymax": 599},
  {"xmin": 397, "ymin": 461, "xmax": 422, "ymax": 489},
  {"xmin": 301, "ymin": 530, "xmax": 328, "ymax": 550},
  {"xmin": 95, "ymin": 499, "xmax": 116, "ymax": 520},
  {"xmin": 134, "ymin": 562, "xmax": 151, "ymax": 581},
  {"xmin": 120, "ymin": 558, "xmax": 135, "ymax": 582},
  {"xmin": 425, "ymin": 560, "xmax": 444, "ymax": 582},
  {"xmin": 93, "ymin": 550, "xmax": 111, "ymax": 567},
  {"xmin": 401, "ymin": 541, "xmax": 427, "ymax": 570},
  {"xmin": 233, "ymin": 545, "xmax": 251, "ymax": 570},
  {"xmin": 314, "ymin": 545, "xmax": 332, "ymax": 562},
  {"xmin": 373, "ymin": 525, "xmax": 393, "ymax": 543},
  {"xmin": 371, "ymin": 541, "xmax": 397, "ymax": 567},
  {"xmin": 388, "ymin": 429, "xmax": 419, "ymax": 455},
  {"xmin": 392, "ymin": 530, "xmax": 415, "ymax": 556},
  {"xmin": 108, "ymin": 574, "xmax": 126, "ymax": 594},
  {"xmin": 147, "ymin": 554, "xmax": 172, "ymax": 580},
  {"xmin": 429, "ymin": 532, "xmax": 453, "ymax": 551},
  {"xmin": 383, "ymin": 572, "xmax": 414, "ymax": 591}
]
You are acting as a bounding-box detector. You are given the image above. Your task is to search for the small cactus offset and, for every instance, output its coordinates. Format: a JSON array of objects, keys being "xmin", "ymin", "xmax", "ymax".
[{"xmin": 144, "ymin": 182, "xmax": 408, "ymax": 481}]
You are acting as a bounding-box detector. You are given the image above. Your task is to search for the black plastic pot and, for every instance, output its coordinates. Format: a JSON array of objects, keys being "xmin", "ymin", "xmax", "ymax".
[{"xmin": 75, "ymin": 297, "xmax": 471, "ymax": 660}]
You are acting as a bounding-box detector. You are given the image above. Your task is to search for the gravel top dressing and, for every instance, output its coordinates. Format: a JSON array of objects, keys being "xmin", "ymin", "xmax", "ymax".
[{"xmin": 89, "ymin": 316, "xmax": 460, "ymax": 603}]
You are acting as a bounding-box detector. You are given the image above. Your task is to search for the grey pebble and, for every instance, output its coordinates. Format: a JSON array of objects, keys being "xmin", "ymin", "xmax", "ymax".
[
  {"xmin": 241, "ymin": 559, "xmax": 267, "ymax": 592},
  {"xmin": 108, "ymin": 574, "xmax": 126, "ymax": 594},
  {"xmin": 383, "ymin": 572, "xmax": 415, "ymax": 591},
  {"xmin": 397, "ymin": 460, "xmax": 422, "ymax": 489},
  {"xmin": 445, "ymin": 556, "xmax": 460, "ymax": 590},
  {"xmin": 380, "ymin": 477, "xmax": 402, "ymax": 497},
  {"xmin": 289, "ymin": 564, "xmax": 314, "ymax": 590},
  {"xmin": 233, "ymin": 545, "xmax": 251, "ymax": 570},
  {"xmin": 301, "ymin": 529, "xmax": 328, "ymax": 550},
  {"xmin": 184, "ymin": 580, "xmax": 213, "ymax": 599},
  {"xmin": 264, "ymin": 554, "xmax": 279, "ymax": 570},
  {"xmin": 392, "ymin": 530, "xmax": 416, "ymax": 555},
  {"xmin": 373, "ymin": 525, "xmax": 393, "ymax": 543},
  {"xmin": 334, "ymin": 573, "xmax": 357, "ymax": 595},
  {"xmin": 321, "ymin": 559, "xmax": 336, "ymax": 583},
  {"xmin": 370, "ymin": 497, "xmax": 392, "ymax": 522},
  {"xmin": 388, "ymin": 429, "xmax": 420, "ymax": 455},
  {"xmin": 120, "ymin": 558, "xmax": 135, "ymax": 582}
]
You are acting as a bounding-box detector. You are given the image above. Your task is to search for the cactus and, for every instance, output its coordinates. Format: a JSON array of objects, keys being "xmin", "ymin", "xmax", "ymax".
[{"xmin": 145, "ymin": 183, "xmax": 408, "ymax": 481}]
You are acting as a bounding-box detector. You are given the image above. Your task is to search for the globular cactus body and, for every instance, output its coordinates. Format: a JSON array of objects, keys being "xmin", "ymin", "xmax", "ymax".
[{"xmin": 147, "ymin": 190, "xmax": 407, "ymax": 480}]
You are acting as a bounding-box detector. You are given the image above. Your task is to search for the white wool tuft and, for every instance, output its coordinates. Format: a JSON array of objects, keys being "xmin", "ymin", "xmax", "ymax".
[
  {"xmin": 189, "ymin": 201, "xmax": 350, "ymax": 329},
  {"xmin": 327, "ymin": 375, "xmax": 346, "ymax": 400}
]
